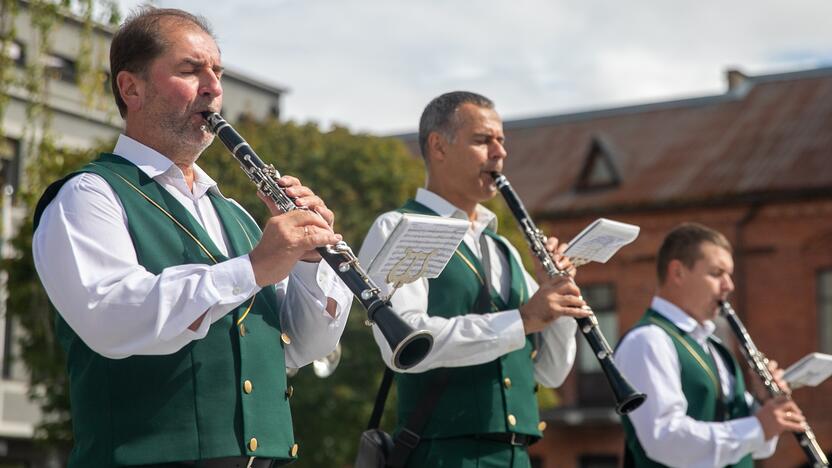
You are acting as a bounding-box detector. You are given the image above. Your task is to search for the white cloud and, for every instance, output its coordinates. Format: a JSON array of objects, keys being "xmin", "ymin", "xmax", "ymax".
[{"xmin": 115, "ymin": 0, "xmax": 832, "ymax": 133}]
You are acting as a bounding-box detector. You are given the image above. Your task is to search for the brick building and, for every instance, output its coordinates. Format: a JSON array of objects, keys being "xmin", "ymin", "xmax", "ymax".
[{"xmin": 399, "ymin": 66, "xmax": 832, "ymax": 467}]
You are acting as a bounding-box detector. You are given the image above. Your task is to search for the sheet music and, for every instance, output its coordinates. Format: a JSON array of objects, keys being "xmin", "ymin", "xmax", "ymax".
[
  {"xmin": 368, "ymin": 213, "xmax": 468, "ymax": 284},
  {"xmin": 783, "ymin": 352, "xmax": 832, "ymax": 389},
  {"xmin": 563, "ymin": 218, "xmax": 640, "ymax": 264}
]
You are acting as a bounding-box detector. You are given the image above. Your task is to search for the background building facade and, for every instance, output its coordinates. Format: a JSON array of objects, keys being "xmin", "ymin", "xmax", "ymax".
[{"xmin": 396, "ymin": 66, "xmax": 832, "ymax": 468}]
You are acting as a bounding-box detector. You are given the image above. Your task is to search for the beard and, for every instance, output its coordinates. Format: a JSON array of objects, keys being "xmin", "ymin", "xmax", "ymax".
[{"xmin": 143, "ymin": 86, "xmax": 216, "ymax": 161}]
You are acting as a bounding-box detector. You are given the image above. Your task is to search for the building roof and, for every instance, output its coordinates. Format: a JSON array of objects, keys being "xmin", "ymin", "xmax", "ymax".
[
  {"xmin": 396, "ymin": 67, "xmax": 832, "ymax": 218},
  {"xmin": 502, "ymin": 67, "xmax": 832, "ymax": 218}
]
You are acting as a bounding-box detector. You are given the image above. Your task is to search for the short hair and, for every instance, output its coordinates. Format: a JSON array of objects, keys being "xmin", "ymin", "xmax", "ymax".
[
  {"xmin": 110, "ymin": 7, "xmax": 215, "ymax": 117},
  {"xmin": 418, "ymin": 91, "xmax": 495, "ymax": 161},
  {"xmin": 656, "ymin": 222, "xmax": 732, "ymax": 284}
]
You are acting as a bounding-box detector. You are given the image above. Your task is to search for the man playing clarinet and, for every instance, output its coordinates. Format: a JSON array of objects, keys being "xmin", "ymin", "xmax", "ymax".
[
  {"xmin": 358, "ymin": 91, "xmax": 591, "ymax": 467},
  {"xmin": 32, "ymin": 7, "xmax": 351, "ymax": 467},
  {"xmin": 614, "ymin": 222, "xmax": 807, "ymax": 467}
]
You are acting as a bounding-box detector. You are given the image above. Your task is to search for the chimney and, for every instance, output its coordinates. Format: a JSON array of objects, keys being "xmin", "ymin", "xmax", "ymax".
[{"xmin": 726, "ymin": 68, "xmax": 749, "ymax": 92}]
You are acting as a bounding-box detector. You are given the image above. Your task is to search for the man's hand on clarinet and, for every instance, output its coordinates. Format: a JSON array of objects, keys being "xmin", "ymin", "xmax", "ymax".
[
  {"xmin": 249, "ymin": 176, "xmax": 342, "ymax": 287},
  {"xmin": 519, "ymin": 276, "xmax": 590, "ymax": 334},
  {"xmin": 531, "ymin": 236, "xmax": 576, "ymax": 282}
]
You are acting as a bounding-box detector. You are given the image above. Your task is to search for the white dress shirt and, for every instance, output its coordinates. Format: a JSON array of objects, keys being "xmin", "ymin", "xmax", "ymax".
[
  {"xmin": 33, "ymin": 134, "xmax": 352, "ymax": 367},
  {"xmin": 358, "ymin": 188, "xmax": 577, "ymax": 384},
  {"xmin": 614, "ymin": 296, "xmax": 778, "ymax": 467}
]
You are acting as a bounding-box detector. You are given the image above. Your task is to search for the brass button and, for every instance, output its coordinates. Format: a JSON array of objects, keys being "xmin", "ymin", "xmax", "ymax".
[
  {"xmin": 281, "ymin": 333, "xmax": 291, "ymax": 345},
  {"xmin": 507, "ymin": 414, "xmax": 517, "ymax": 426},
  {"xmin": 290, "ymin": 443, "xmax": 299, "ymax": 457},
  {"xmin": 530, "ymin": 349, "xmax": 538, "ymax": 360},
  {"xmin": 503, "ymin": 377, "xmax": 512, "ymax": 389},
  {"xmin": 538, "ymin": 421, "xmax": 548, "ymax": 432},
  {"xmin": 249, "ymin": 437, "xmax": 258, "ymax": 451},
  {"xmin": 285, "ymin": 385, "xmax": 294, "ymax": 399},
  {"xmin": 239, "ymin": 323, "xmax": 247, "ymax": 337},
  {"xmin": 243, "ymin": 380, "xmax": 253, "ymax": 394}
]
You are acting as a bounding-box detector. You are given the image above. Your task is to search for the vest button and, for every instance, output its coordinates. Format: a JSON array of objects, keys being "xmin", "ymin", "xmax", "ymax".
[
  {"xmin": 243, "ymin": 380, "xmax": 253, "ymax": 394},
  {"xmin": 503, "ymin": 377, "xmax": 512, "ymax": 389},
  {"xmin": 239, "ymin": 323, "xmax": 247, "ymax": 337},
  {"xmin": 507, "ymin": 414, "xmax": 517, "ymax": 426},
  {"xmin": 281, "ymin": 333, "xmax": 292, "ymax": 345},
  {"xmin": 249, "ymin": 437, "xmax": 258, "ymax": 451},
  {"xmin": 285, "ymin": 385, "xmax": 294, "ymax": 399},
  {"xmin": 538, "ymin": 421, "xmax": 548, "ymax": 432},
  {"xmin": 530, "ymin": 349, "xmax": 539, "ymax": 360},
  {"xmin": 290, "ymin": 443, "xmax": 299, "ymax": 457}
]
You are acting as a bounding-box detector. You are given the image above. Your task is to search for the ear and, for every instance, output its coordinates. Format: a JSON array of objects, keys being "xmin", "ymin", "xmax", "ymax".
[
  {"xmin": 117, "ymin": 70, "xmax": 145, "ymax": 113},
  {"xmin": 666, "ymin": 259, "xmax": 687, "ymax": 285},
  {"xmin": 426, "ymin": 131, "xmax": 447, "ymax": 164}
]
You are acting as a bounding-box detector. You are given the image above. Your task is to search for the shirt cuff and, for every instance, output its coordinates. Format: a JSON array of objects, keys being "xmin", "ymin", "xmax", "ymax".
[
  {"xmin": 492, "ymin": 308, "xmax": 527, "ymax": 353},
  {"xmin": 290, "ymin": 260, "xmax": 352, "ymax": 320},
  {"xmin": 205, "ymin": 255, "xmax": 261, "ymax": 323},
  {"xmin": 728, "ymin": 415, "xmax": 767, "ymax": 449}
]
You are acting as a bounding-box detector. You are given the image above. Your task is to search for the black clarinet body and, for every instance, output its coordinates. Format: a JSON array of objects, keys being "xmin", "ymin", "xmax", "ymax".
[
  {"xmin": 719, "ymin": 301, "xmax": 829, "ymax": 467},
  {"xmin": 491, "ymin": 172, "xmax": 646, "ymax": 415},
  {"xmin": 202, "ymin": 111, "xmax": 433, "ymax": 370}
]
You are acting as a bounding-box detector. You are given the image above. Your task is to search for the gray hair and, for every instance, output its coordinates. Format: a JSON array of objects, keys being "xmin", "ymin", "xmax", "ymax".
[{"xmin": 418, "ymin": 91, "xmax": 495, "ymax": 161}]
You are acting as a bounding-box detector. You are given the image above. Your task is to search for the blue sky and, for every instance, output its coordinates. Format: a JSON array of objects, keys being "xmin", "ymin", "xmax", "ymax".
[{"xmin": 116, "ymin": 0, "xmax": 832, "ymax": 134}]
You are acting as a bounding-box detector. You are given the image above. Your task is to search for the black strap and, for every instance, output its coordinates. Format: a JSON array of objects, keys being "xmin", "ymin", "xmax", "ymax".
[
  {"xmin": 387, "ymin": 369, "xmax": 452, "ymax": 467},
  {"xmin": 367, "ymin": 368, "xmax": 395, "ymax": 430}
]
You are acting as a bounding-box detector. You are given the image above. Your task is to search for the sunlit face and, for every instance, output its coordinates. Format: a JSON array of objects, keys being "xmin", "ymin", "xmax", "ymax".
[
  {"xmin": 137, "ymin": 21, "xmax": 223, "ymax": 158},
  {"xmin": 677, "ymin": 242, "xmax": 735, "ymax": 323},
  {"xmin": 436, "ymin": 103, "xmax": 507, "ymax": 207}
]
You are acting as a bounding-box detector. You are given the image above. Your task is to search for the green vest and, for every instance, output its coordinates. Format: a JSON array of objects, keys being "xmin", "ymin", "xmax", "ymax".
[
  {"xmin": 34, "ymin": 154, "xmax": 297, "ymax": 467},
  {"xmin": 394, "ymin": 200, "xmax": 541, "ymax": 439},
  {"xmin": 621, "ymin": 309, "xmax": 752, "ymax": 468}
]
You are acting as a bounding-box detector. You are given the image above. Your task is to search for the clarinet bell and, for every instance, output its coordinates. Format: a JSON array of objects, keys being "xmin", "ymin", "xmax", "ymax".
[
  {"xmin": 600, "ymin": 358, "xmax": 647, "ymax": 415},
  {"xmin": 371, "ymin": 303, "xmax": 433, "ymax": 370}
]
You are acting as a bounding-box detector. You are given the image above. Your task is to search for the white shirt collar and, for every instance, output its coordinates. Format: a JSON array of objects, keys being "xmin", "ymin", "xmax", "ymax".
[
  {"xmin": 113, "ymin": 134, "xmax": 220, "ymax": 197},
  {"xmin": 414, "ymin": 187, "xmax": 499, "ymax": 233},
  {"xmin": 651, "ymin": 295, "xmax": 717, "ymax": 344}
]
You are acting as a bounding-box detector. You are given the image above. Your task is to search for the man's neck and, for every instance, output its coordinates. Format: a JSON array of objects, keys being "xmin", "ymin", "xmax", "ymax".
[
  {"xmin": 125, "ymin": 127, "xmax": 198, "ymax": 192},
  {"xmin": 424, "ymin": 181, "xmax": 477, "ymax": 221},
  {"xmin": 655, "ymin": 290, "xmax": 706, "ymax": 326}
]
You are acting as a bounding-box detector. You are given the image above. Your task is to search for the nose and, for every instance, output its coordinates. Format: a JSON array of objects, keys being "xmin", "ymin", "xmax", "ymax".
[
  {"xmin": 722, "ymin": 274, "xmax": 735, "ymax": 294},
  {"xmin": 490, "ymin": 140, "xmax": 507, "ymax": 161},
  {"xmin": 199, "ymin": 69, "xmax": 223, "ymax": 99}
]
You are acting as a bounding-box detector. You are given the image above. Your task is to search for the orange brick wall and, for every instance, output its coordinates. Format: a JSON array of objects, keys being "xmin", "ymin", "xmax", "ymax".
[{"xmin": 530, "ymin": 198, "xmax": 832, "ymax": 468}]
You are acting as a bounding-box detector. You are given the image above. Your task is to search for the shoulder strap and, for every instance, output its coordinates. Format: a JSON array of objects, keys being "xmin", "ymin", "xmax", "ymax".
[{"xmin": 387, "ymin": 368, "xmax": 451, "ymax": 468}]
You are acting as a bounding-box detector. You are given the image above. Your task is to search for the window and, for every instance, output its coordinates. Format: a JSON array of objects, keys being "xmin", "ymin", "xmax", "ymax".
[
  {"xmin": 819, "ymin": 269, "xmax": 832, "ymax": 354},
  {"xmin": 575, "ymin": 135, "xmax": 620, "ymax": 192},
  {"xmin": 0, "ymin": 138, "xmax": 20, "ymax": 193},
  {"xmin": 44, "ymin": 53, "xmax": 78, "ymax": 84},
  {"xmin": 577, "ymin": 283, "xmax": 618, "ymax": 406}
]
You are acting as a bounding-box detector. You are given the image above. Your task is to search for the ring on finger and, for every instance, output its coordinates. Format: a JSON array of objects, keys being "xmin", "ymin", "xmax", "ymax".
[{"xmin": 785, "ymin": 411, "xmax": 793, "ymax": 419}]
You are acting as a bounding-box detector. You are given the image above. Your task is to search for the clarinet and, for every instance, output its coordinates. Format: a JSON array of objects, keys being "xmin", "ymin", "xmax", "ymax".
[
  {"xmin": 491, "ymin": 172, "xmax": 646, "ymax": 415},
  {"xmin": 719, "ymin": 301, "xmax": 829, "ymax": 467},
  {"xmin": 201, "ymin": 112, "xmax": 434, "ymax": 370}
]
